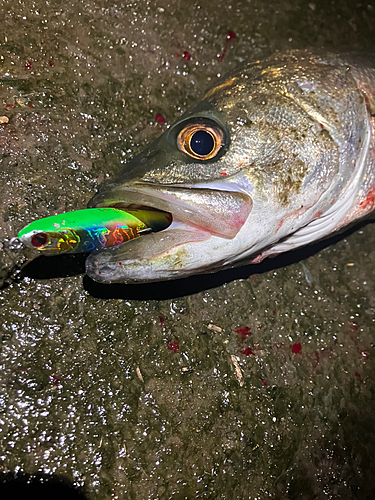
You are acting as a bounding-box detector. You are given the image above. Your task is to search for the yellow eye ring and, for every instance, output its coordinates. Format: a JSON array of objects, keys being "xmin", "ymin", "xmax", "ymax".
[{"xmin": 177, "ymin": 123, "xmax": 224, "ymax": 160}]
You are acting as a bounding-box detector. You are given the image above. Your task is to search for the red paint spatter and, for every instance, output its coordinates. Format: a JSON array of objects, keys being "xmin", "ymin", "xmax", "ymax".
[
  {"xmin": 218, "ymin": 30, "xmax": 236, "ymax": 61},
  {"xmin": 257, "ymin": 325, "xmax": 264, "ymax": 330},
  {"xmin": 50, "ymin": 375, "xmax": 61, "ymax": 387},
  {"xmin": 355, "ymin": 372, "xmax": 361, "ymax": 379},
  {"xmin": 219, "ymin": 172, "xmax": 227, "ymax": 176},
  {"xmin": 217, "ymin": 51, "xmax": 226, "ymax": 62},
  {"xmin": 261, "ymin": 378, "xmax": 269, "ymax": 387},
  {"xmin": 25, "ymin": 61, "xmax": 33, "ymax": 70},
  {"xmin": 27, "ymin": 103, "xmax": 34, "ymax": 108},
  {"xmin": 359, "ymin": 187, "xmax": 375, "ymax": 212},
  {"xmin": 235, "ymin": 326, "xmax": 251, "ymax": 340},
  {"xmin": 166, "ymin": 341, "xmax": 179, "ymax": 352},
  {"xmin": 155, "ymin": 113, "xmax": 166, "ymax": 124},
  {"xmin": 5, "ymin": 104, "xmax": 17, "ymax": 109},
  {"xmin": 158, "ymin": 315, "xmax": 165, "ymax": 327},
  {"xmin": 176, "ymin": 50, "xmax": 192, "ymax": 61},
  {"xmin": 242, "ymin": 347, "xmax": 255, "ymax": 356},
  {"xmin": 291, "ymin": 342, "xmax": 302, "ymax": 354},
  {"xmin": 48, "ymin": 60, "xmax": 55, "ymax": 67}
]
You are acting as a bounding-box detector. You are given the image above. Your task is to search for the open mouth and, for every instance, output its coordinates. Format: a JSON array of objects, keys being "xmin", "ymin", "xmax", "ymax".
[
  {"xmin": 84, "ymin": 182, "xmax": 253, "ymax": 282},
  {"xmin": 109, "ymin": 204, "xmax": 174, "ymax": 233},
  {"xmin": 84, "ymin": 198, "xmax": 215, "ymax": 283},
  {"xmin": 88, "ymin": 182, "xmax": 253, "ymax": 241},
  {"xmin": 98, "ymin": 200, "xmax": 215, "ymax": 256}
]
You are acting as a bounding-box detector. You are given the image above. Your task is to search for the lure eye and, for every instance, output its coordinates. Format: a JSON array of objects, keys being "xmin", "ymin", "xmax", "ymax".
[
  {"xmin": 31, "ymin": 232, "xmax": 49, "ymax": 248},
  {"xmin": 177, "ymin": 123, "xmax": 223, "ymax": 160}
]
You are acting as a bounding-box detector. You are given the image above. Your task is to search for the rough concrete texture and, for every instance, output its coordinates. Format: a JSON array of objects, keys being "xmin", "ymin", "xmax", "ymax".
[{"xmin": 0, "ymin": 0, "xmax": 375, "ymax": 498}]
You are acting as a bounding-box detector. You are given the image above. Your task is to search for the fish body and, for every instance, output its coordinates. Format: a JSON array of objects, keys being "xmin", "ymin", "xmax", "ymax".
[
  {"xmin": 86, "ymin": 50, "xmax": 375, "ymax": 283},
  {"xmin": 18, "ymin": 208, "xmax": 171, "ymax": 254}
]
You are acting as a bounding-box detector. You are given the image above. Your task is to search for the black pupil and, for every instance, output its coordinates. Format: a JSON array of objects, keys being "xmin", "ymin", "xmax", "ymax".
[{"xmin": 190, "ymin": 130, "xmax": 214, "ymax": 156}]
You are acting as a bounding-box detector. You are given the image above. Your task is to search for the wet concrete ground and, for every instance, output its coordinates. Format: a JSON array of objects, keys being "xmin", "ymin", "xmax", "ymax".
[{"xmin": 0, "ymin": 0, "xmax": 375, "ymax": 498}]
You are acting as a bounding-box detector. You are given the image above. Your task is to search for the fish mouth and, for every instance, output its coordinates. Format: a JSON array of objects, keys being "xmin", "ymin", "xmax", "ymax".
[
  {"xmin": 85, "ymin": 182, "xmax": 253, "ymax": 282},
  {"xmin": 88, "ymin": 182, "xmax": 253, "ymax": 239}
]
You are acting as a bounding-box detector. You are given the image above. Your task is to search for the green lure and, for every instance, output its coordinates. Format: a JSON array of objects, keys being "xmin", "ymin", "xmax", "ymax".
[{"xmin": 17, "ymin": 208, "xmax": 171, "ymax": 254}]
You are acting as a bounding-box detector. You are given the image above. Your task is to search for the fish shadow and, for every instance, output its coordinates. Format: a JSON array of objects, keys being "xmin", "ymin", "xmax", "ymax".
[
  {"xmin": 22, "ymin": 252, "xmax": 89, "ymax": 280},
  {"xmin": 0, "ymin": 472, "xmax": 87, "ymax": 500},
  {"xmin": 22, "ymin": 219, "xmax": 374, "ymax": 300}
]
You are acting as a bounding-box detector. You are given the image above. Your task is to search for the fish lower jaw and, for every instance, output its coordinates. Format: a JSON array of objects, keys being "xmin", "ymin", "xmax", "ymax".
[
  {"xmin": 86, "ymin": 201, "xmax": 220, "ymax": 283},
  {"xmin": 85, "ymin": 221, "xmax": 215, "ymax": 283}
]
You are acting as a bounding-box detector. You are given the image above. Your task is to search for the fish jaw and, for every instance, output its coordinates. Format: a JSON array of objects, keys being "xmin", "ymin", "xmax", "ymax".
[
  {"xmin": 85, "ymin": 223, "xmax": 217, "ymax": 283},
  {"xmin": 85, "ymin": 178, "xmax": 254, "ymax": 283},
  {"xmin": 84, "ymin": 206, "xmax": 275, "ymax": 283}
]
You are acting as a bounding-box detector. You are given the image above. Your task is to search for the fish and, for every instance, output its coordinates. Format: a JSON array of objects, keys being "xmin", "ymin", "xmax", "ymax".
[
  {"xmin": 18, "ymin": 208, "xmax": 171, "ymax": 254},
  {"xmin": 85, "ymin": 50, "xmax": 375, "ymax": 283}
]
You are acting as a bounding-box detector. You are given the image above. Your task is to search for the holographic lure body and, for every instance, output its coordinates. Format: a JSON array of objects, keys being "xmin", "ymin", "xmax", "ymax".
[{"xmin": 18, "ymin": 208, "xmax": 171, "ymax": 254}]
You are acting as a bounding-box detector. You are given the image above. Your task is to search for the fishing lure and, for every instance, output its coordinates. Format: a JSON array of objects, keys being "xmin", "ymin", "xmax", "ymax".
[{"xmin": 17, "ymin": 207, "xmax": 172, "ymax": 254}]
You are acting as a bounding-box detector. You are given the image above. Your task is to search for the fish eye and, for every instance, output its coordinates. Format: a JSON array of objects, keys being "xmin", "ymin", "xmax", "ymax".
[
  {"xmin": 31, "ymin": 232, "xmax": 49, "ymax": 248},
  {"xmin": 177, "ymin": 123, "xmax": 223, "ymax": 160}
]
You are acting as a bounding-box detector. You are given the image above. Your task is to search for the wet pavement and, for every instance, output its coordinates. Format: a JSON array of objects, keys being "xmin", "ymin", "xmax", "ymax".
[{"xmin": 0, "ymin": 0, "xmax": 375, "ymax": 498}]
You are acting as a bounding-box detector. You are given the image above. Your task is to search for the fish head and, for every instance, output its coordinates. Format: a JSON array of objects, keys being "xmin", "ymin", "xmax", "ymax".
[{"xmin": 86, "ymin": 51, "xmax": 369, "ymax": 283}]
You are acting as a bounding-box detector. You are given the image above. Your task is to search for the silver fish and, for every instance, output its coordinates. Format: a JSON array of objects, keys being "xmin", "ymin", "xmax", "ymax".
[{"xmin": 86, "ymin": 50, "xmax": 375, "ymax": 283}]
